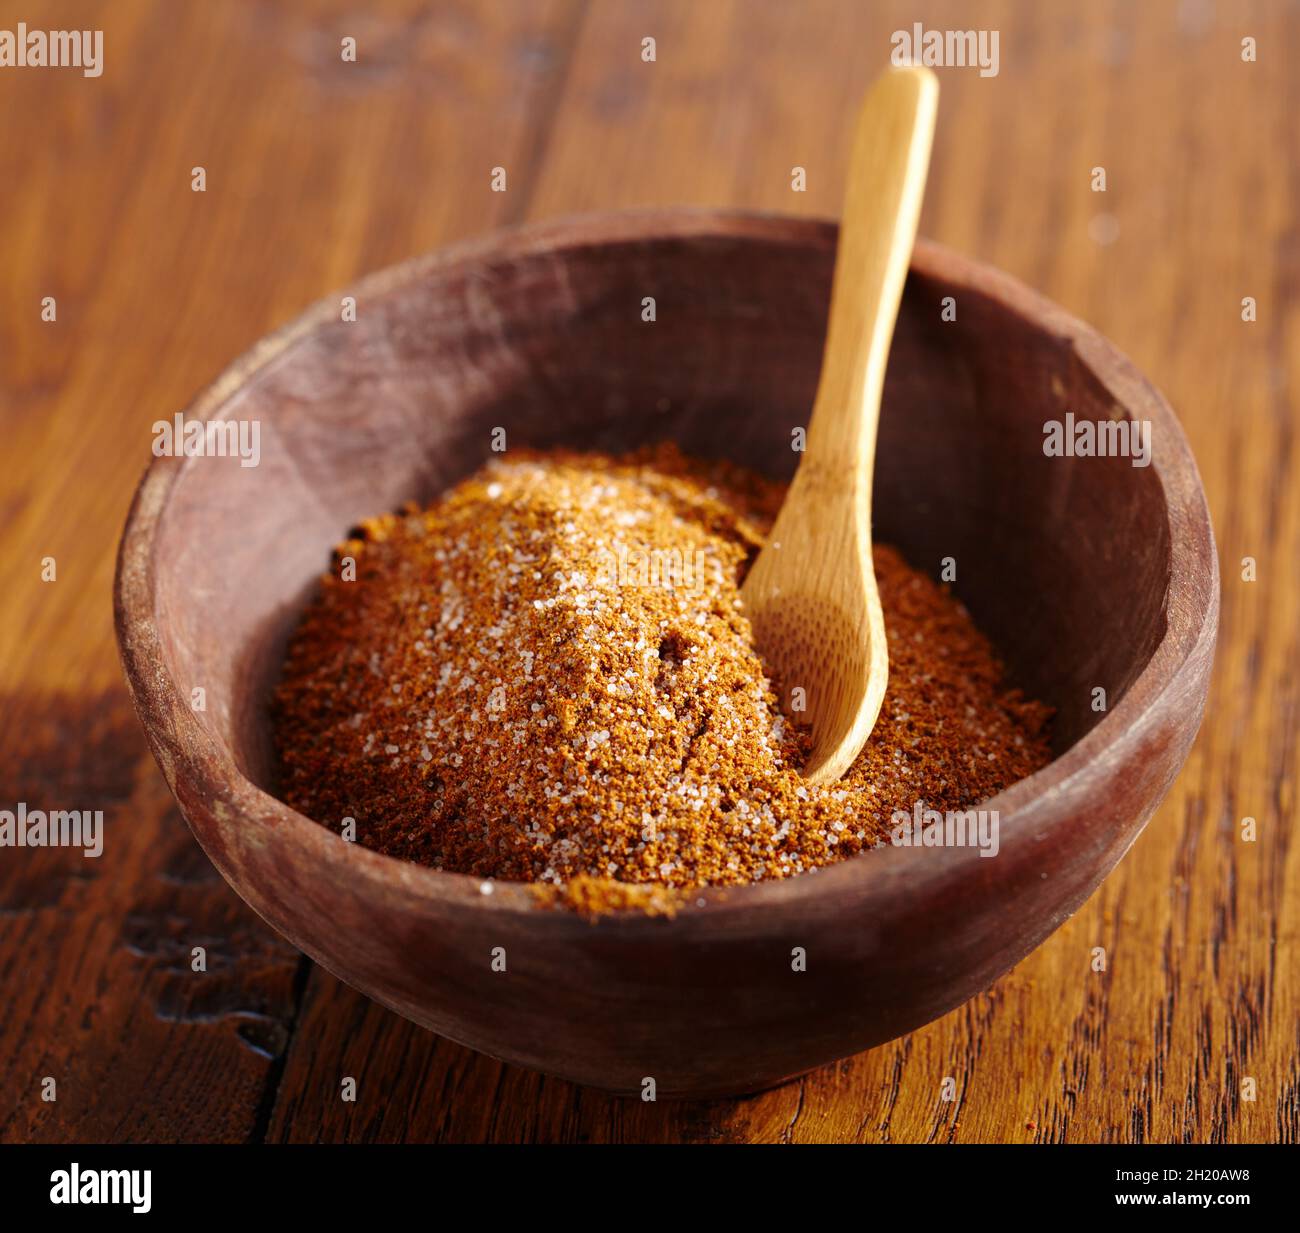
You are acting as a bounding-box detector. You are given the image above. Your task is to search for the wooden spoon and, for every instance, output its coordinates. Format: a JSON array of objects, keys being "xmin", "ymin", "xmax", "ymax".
[{"xmin": 742, "ymin": 66, "xmax": 938, "ymax": 784}]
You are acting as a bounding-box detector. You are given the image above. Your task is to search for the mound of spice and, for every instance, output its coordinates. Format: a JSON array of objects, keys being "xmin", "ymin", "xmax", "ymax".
[{"xmin": 272, "ymin": 446, "xmax": 1052, "ymax": 911}]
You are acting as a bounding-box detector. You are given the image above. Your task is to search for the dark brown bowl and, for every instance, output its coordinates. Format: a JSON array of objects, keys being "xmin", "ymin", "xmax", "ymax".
[{"xmin": 114, "ymin": 210, "xmax": 1218, "ymax": 1098}]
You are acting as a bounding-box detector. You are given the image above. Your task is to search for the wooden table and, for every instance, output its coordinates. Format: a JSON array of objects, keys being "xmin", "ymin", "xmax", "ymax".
[{"xmin": 2, "ymin": 0, "xmax": 1295, "ymax": 1144}]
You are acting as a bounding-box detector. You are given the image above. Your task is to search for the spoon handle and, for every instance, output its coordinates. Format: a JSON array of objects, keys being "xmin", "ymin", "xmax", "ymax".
[{"xmin": 806, "ymin": 67, "xmax": 938, "ymax": 471}]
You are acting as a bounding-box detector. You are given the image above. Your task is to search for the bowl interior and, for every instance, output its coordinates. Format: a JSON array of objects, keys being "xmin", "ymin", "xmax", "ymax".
[{"xmin": 148, "ymin": 216, "xmax": 1170, "ymax": 810}]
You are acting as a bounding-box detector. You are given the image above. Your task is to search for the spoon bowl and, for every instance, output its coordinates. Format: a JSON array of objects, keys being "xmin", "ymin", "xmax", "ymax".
[{"xmin": 115, "ymin": 209, "xmax": 1218, "ymax": 1098}]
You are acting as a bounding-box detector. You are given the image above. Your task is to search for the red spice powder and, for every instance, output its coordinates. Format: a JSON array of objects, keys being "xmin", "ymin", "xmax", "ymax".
[{"xmin": 272, "ymin": 445, "xmax": 1052, "ymax": 912}]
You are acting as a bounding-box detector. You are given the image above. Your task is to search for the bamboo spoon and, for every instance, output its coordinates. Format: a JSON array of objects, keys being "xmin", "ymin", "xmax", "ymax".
[{"xmin": 742, "ymin": 66, "xmax": 938, "ymax": 785}]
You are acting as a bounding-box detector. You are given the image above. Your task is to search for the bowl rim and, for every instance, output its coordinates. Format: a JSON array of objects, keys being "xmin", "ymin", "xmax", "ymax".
[{"xmin": 114, "ymin": 207, "xmax": 1220, "ymax": 925}]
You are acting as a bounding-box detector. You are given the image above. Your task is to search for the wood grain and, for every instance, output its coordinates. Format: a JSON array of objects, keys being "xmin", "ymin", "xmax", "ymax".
[{"xmin": 2, "ymin": 0, "xmax": 1296, "ymax": 1142}]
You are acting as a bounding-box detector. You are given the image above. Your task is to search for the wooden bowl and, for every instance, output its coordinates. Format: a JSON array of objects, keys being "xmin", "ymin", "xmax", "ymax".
[{"xmin": 114, "ymin": 210, "xmax": 1218, "ymax": 1098}]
